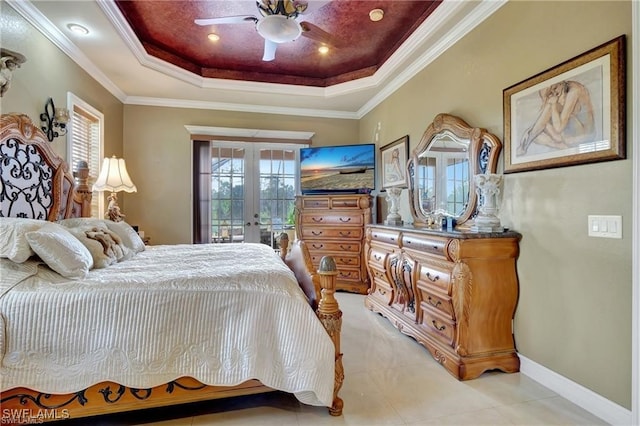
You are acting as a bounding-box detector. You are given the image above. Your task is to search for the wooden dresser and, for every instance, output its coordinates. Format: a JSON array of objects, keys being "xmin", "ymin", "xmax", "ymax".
[
  {"xmin": 364, "ymin": 224, "xmax": 521, "ymax": 380},
  {"xmin": 295, "ymin": 194, "xmax": 372, "ymax": 294}
]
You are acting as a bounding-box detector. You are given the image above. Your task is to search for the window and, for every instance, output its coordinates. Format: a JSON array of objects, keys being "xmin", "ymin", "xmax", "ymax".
[{"xmin": 66, "ymin": 93, "xmax": 104, "ymax": 218}]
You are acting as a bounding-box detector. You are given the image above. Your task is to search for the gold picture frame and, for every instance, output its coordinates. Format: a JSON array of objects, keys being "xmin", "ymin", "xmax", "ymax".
[
  {"xmin": 380, "ymin": 135, "xmax": 409, "ymax": 188},
  {"xmin": 503, "ymin": 35, "xmax": 625, "ymax": 173}
]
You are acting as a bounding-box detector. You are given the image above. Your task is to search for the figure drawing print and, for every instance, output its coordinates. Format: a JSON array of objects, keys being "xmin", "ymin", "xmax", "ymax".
[{"xmin": 512, "ymin": 62, "xmax": 607, "ymax": 164}]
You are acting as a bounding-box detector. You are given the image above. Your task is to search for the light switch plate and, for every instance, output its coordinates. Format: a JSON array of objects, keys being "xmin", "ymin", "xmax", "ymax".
[{"xmin": 588, "ymin": 215, "xmax": 622, "ymax": 238}]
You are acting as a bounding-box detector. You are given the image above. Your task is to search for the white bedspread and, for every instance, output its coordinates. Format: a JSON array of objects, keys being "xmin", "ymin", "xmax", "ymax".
[{"xmin": 0, "ymin": 243, "xmax": 334, "ymax": 407}]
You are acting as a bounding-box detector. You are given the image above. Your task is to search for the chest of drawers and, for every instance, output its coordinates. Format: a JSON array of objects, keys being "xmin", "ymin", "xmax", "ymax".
[
  {"xmin": 365, "ymin": 224, "xmax": 521, "ymax": 380},
  {"xmin": 295, "ymin": 194, "xmax": 372, "ymax": 294}
]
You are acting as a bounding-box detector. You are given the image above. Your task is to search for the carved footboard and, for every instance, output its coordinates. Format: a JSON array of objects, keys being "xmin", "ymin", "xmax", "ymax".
[{"xmin": 280, "ymin": 234, "xmax": 344, "ymax": 415}]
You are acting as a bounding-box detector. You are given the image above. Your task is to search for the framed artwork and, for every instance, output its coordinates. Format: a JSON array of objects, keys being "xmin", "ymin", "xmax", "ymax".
[
  {"xmin": 380, "ymin": 135, "xmax": 409, "ymax": 188},
  {"xmin": 503, "ymin": 35, "xmax": 625, "ymax": 173}
]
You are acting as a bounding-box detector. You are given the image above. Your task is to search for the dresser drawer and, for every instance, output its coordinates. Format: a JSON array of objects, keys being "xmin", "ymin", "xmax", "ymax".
[
  {"xmin": 402, "ymin": 233, "xmax": 449, "ymax": 257},
  {"xmin": 300, "ymin": 213, "xmax": 364, "ymax": 226},
  {"xmin": 307, "ymin": 241, "xmax": 361, "ymax": 252},
  {"xmin": 370, "ymin": 275, "xmax": 393, "ymax": 305},
  {"xmin": 301, "ymin": 227, "xmax": 363, "ymax": 240},
  {"xmin": 417, "ymin": 261, "xmax": 453, "ymax": 294},
  {"xmin": 337, "ymin": 267, "xmax": 363, "ymax": 282},
  {"xmin": 370, "ymin": 229, "xmax": 401, "ymax": 246},
  {"xmin": 416, "ymin": 285, "xmax": 454, "ymax": 319},
  {"xmin": 367, "ymin": 247, "xmax": 389, "ymax": 269},
  {"xmin": 311, "ymin": 253, "xmax": 360, "ymax": 268},
  {"xmin": 421, "ymin": 305, "xmax": 456, "ymax": 347},
  {"xmin": 329, "ymin": 196, "xmax": 362, "ymax": 209},
  {"xmin": 300, "ymin": 197, "xmax": 330, "ymax": 209}
]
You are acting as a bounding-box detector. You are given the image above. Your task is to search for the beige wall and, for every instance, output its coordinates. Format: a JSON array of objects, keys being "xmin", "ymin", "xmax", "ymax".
[
  {"xmin": 0, "ymin": 2, "xmax": 123, "ymax": 164},
  {"xmin": 122, "ymin": 105, "xmax": 358, "ymax": 244},
  {"xmin": 360, "ymin": 1, "xmax": 632, "ymax": 409}
]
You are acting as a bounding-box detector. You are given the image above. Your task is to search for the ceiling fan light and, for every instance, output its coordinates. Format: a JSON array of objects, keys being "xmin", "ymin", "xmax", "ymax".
[
  {"xmin": 318, "ymin": 45, "xmax": 329, "ymax": 54},
  {"xmin": 257, "ymin": 15, "xmax": 302, "ymax": 43},
  {"xmin": 208, "ymin": 33, "xmax": 220, "ymax": 42}
]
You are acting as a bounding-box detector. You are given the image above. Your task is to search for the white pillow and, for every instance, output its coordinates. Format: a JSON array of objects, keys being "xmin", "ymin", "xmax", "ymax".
[
  {"xmin": 25, "ymin": 222, "xmax": 93, "ymax": 279},
  {"xmin": 0, "ymin": 217, "xmax": 49, "ymax": 262},
  {"xmin": 58, "ymin": 217, "xmax": 109, "ymax": 229},
  {"xmin": 105, "ymin": 220, "xmax": 146, "ymax": 253}
]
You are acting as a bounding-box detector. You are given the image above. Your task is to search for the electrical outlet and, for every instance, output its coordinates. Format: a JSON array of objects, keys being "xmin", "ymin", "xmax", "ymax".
[{"xmin": 587, "ymin": 215, "xmax": 622, "ymax": 238}]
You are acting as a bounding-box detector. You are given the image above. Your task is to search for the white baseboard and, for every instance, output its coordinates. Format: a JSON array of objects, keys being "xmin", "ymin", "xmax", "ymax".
[
  {"xmin": 519, "ymin": 355, "xmax": 632, "ymax": 425},
  {"xmin": 518, "ymin": 354, "xmax": 631, "ymax": 426}
]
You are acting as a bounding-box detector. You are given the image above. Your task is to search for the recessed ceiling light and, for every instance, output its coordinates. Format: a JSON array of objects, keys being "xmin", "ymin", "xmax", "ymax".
[
  {"xmin": 369, "ymin": 8, "xmax": 384, "ymax": 22},
  {"xmin": 67, "ymin": 23, "xmax": 89, "ymax": 35},
  {"xmin": 318, "ymin": 45, "xmax": 329, "ymax": 55},
  {"xmin": 208, "ymin": 33, "xmax": 220, "ymax": 42}
]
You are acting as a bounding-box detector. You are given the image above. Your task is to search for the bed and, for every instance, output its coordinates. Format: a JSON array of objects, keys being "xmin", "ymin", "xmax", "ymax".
[{"xmin": 0, "ymin": 113, "xmax": 343, "ymax": 423}]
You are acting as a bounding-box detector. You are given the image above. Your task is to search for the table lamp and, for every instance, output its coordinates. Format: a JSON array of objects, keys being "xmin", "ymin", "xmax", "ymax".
[{"xmin": 92, "ymin": 156, "xmax": 137, "ymax": 222}]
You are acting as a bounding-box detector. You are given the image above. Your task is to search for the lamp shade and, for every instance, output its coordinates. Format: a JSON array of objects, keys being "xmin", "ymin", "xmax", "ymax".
[{"xmin": 92, "ymin": 156, "xmax": 137, "ymax": 193}]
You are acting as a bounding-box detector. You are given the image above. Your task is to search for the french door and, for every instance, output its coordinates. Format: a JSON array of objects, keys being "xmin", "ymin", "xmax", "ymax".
[{"xmin": 208, "ymin": 142, "xmax": 300, "ymax": 248}]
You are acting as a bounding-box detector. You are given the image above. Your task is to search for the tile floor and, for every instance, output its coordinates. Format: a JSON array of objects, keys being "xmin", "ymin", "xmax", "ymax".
[{"xmin": 72, "ymin": 293, "xmax": 607, "ymax": 426}]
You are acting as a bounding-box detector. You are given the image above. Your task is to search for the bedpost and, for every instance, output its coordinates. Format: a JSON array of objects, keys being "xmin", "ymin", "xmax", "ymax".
[
  {"xmin": 73, "ymin": 160, "xmax": 92, "ymax": 218},
  {"xmin": 317, "ymin": 256, "xmax": 344, "ymax": 416},
  {"xmin": 279, "ymin": 232, "xmax": 289, "ymax": 260}
]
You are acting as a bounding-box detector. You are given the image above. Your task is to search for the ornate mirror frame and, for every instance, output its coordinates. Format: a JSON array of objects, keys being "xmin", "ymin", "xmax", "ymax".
[{"xmin": 407, "ymin": 113, "xmax": 502, "ymax": 228}]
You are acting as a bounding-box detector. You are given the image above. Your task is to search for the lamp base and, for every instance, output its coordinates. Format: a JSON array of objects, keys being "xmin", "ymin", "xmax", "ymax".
[{"xmin": 106, "ymin": 192, "xmax": 126, "ymax": 222}]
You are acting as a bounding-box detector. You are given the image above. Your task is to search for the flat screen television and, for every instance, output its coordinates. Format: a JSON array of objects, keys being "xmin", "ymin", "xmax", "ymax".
[{"xmin": 300, "ymin": 144, "xmax": 375, "ymax": 194}]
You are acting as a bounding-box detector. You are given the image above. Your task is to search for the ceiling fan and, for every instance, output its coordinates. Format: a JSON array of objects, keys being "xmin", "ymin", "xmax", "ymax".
[{"xmin": 195, "ymin": 0, "xmax": 335, "ymax": 61}]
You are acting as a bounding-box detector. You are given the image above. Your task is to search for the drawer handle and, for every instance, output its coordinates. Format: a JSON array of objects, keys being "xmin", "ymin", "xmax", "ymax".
[
  {"xmin": 311, "ymin": 231, "xmax": 323, "ymax": 236},
  {"xmin": 339, "ymin": 258, "xmax": 353, "ymax": 264},
  {"xmin": 339, "ymin": 231, "xmax": 352, "ymax": 237},
  {"xmin": 312, "ymin": 243, "xmax": 324, "ymax": 249},
  {"xmin": 432, "ymin": 245, "xmax": 438, "ymax": 250},
  {"xmin": 312, "ymin": 217, "xmax": 323, "ymax": 222},
  {"xmin": 339, "ymin": 217, "xmax": 352, "ymax": 222},
  {"xmin": 340, "ymin": 244, "xmax": 352, "ymax": 250},
  {"xmin": 426, "ymin": 272, "xmax": 440, "ymax": 282},
  {"xmin": 432, "ymin": 320, "xmax": 446, "ymax": 331},
  {"xmin": 406, "ymin": 239, "xmax": 412, "ymax": 244},
  {"xmin": 427, "ymin": 296, "xmax": 441, "ymax": 308},
  {"xmin": 374, "ymin": 254, "xmax": 382, "ymax": 261},
  {"xmin": 378, "ymin": 288, "xmax": 387, "ymax": 295}
]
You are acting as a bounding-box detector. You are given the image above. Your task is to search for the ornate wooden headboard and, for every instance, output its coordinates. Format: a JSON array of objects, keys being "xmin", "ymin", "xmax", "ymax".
[{"xmin": 0, "ymin": 113, "xmax": 91, "ymax": 220}]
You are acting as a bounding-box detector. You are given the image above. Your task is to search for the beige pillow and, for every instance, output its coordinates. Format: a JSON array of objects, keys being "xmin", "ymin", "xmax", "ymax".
[
  {"xmin": 0, "ymin": 217, "xmax": 49, "ymax": 262},
  {"xmin": 67, "ymin": 225, "xmax": 131, "ymax": 268},
  {"xmin": 105, "ymin": 220, "xmax": 146, "ymax": 253},
  {"xmin": 25, "ymin": 222, "xmax": 93, "ymax": 279}
]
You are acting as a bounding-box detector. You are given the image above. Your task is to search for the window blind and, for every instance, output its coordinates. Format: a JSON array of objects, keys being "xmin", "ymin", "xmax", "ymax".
[{"xmin": 71, "ymin": 106, "xmax": 101, "ymax": 217}]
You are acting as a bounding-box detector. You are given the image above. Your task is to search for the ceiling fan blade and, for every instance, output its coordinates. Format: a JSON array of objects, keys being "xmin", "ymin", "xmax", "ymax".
[
  {"xmin": 262, "ymin": 39, "xmax": 278, "ymax": 61},
  {"xmin": 296, "ymin": 0, "xmax": 331, "ymax": 16},
  {"xmin": 299, "ymin": 21, "xmax": 341, "ymax": 48},
  {"xmin": 194, "ymin": 16, "xmax": 257, "ymax": 26}
]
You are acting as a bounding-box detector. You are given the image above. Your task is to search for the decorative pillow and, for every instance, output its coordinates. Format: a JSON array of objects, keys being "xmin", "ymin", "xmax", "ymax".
[
  {"xmin": 25, "ymin": 222, "xmax": 93, "ymax": 279},
  {"xmin": 105, "ymin": 220, "xmax": 146, "ymax": 254},
  {"xmin": 0, "ymin": 217, "xmax": 49, "ymax": 263},
  {"xmin": 67, "ymin": 225, "xmax": 132, "ymax": 268}
]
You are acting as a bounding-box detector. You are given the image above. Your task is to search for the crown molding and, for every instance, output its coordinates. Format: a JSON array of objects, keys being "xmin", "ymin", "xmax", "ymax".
[
  {"xmin": 356, "ymin": 0, "xmax": 507, "ymax": 118},
  {"xmin": 125, "ymin": 96, "xmax": 359, "ymax": 120},
  {"xmin": 184, "ymin": 125, "xmax": 314, "ymax": 141},
  {"xmin": 6, "ymin": 0, "xmax": 127, "ymax": 102}
]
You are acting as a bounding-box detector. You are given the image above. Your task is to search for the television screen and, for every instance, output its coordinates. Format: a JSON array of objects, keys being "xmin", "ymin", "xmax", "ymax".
[{"xmin": 300, "ymin": 144, "xmax": 375, "ymax": 194}]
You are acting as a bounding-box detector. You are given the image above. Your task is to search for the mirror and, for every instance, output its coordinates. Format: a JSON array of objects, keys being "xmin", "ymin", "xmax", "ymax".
[{"xmin": 408, "ymin": 113, "xmax": 501, "ymax": 228}]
